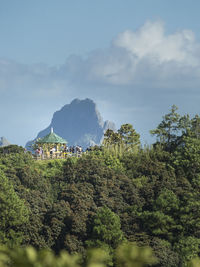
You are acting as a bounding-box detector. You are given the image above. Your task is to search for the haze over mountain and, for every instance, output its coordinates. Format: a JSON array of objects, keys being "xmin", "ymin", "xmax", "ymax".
[
  {"xmin": 26, "ymin": 98, "xmax": 115, "ymax": 150},
  {"xmin": 0, "ymin": 137, "xmax": 10, "ymax": 147}
]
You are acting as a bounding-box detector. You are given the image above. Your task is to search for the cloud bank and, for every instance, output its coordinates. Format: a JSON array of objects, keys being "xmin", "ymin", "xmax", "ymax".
[
  {"xmin": 1, "ymin": 20, "xmax": 200, "ymax": 96},
  {"xmin": 61, "ymin": 20, "xmax": 200, "ymax": 88},
  {"xmin": 1, "ymin": 21, "xmax": 200, "ymax": 145}
]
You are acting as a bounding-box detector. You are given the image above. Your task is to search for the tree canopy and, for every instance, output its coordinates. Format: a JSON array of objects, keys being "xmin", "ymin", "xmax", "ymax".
[{"xmin": 1, "ymin": 107, "xmax": 200, "ymax": 266}]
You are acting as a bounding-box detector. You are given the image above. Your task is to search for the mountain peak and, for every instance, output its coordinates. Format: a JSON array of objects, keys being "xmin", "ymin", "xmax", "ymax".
[{"xmin": 26, "ymin": 98, "xmax": 115, "ymax": 150}]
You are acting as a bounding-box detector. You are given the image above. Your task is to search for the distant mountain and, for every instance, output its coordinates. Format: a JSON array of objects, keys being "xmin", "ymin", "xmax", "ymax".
[
  {"xmin": 26, "ymin": 98, "xmax": 115, "ymax": 150},
  {"xmin": 0, "ymin": 137, "xmax": 11, "ymax": 147}
]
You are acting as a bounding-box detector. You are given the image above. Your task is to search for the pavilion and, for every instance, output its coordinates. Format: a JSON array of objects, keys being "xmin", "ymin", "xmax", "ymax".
[{"xmin": 35, "ymin": 128, "xmax": 67, "ymax": 159}]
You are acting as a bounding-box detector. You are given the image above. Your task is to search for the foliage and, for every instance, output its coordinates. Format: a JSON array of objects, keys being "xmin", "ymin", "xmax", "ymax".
[
  {"xmin": 0, "ymin": 245, "xmax": 80, "ymax": 267},
  {"xmin": 0, "ymin": 169, "xmax": 29, "ymax": 246},
  {"xmin": 86, "ymin": 206, "xmax": 124, "ymax": 248},
  {"xmin": 0, "ymin": 243, "xmax": 157, "ymax": 267},
  {"xmin": 174, "ymin": 236, "xmax": 200, "ymax": 267},
  {"xmin": 85, "ymin": 150, "xmax": 125, "ymax": 173},
  {"xmin": 189, "ymin": 258, "xmax": 200, "ymax": 267},
  {"xmin": 103, "ymin": 124, "xmax": 140, "ymax": 155},
  {"xmin": 0, "ymin": 145, "xmax": 25, "ymax": 154},
  {"xmin": 86, "ymin": 207, "xmax": 125, "ymax": 265},
  {"xmin": 115, "ymin": 242, "xmax": 157, "ymax": 267},
  {"xmin": 150, "ymin": 105, "xmax": 181, "ymax": 146},
  {"xmin": 1, "ymin": 111, "xmax": 200, "ymax": 266}
]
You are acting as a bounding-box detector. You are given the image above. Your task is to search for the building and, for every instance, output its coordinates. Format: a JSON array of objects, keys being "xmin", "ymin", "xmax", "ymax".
[{"xmin": 35, "ymin": 128, "xmax": 67, "ymax": 159}]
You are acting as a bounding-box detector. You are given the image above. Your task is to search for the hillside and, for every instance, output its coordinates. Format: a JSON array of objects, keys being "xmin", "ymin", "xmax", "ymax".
[{"xmin": 1, "ymin": 106, "xmax": 200, "ymax": 266}]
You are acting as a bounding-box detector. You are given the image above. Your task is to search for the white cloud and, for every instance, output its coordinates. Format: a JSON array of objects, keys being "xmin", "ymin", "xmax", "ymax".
[
  {"xmin": 61, "ymin": 20, "xmax": 200, "ymax": 86},
  {"xmin": 114, "ymin": 21, "xmax": 197, "ymax": 64}
]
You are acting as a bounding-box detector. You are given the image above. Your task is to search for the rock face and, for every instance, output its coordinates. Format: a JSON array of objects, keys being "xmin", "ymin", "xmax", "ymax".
[
  {"xmin": 0, "ymin": 137, "xmax": 10, "ymax": 147},
  {"xmin": 26, "ymin": 98, "xmax": 115, "ymax": 150}
]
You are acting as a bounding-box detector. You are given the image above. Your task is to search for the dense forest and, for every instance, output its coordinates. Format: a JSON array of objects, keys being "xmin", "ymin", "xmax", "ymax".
[{"xmin": 1, "ymin": 105, "xmax": 200, "ymax": 267}]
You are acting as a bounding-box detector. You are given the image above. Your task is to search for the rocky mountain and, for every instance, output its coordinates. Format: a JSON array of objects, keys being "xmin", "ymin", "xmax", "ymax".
[
  {"xmin": 0, "ymin": 137, "xmax": 10, "ymax": 147},
  {"xmin": 26, "ymin": 98, "xmax": 115, "ymax": 150}
]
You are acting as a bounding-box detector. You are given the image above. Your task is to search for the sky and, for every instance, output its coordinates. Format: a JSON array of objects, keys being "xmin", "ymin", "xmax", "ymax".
[{"xmin": 1, "ymin": 0, "xmax": 200, "ymax": 146}]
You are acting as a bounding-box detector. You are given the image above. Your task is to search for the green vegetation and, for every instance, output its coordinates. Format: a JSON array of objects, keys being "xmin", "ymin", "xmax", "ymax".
[
  {"xmin": 1, "ymin": 107, "xmax": 200, "ymax": 266},
  {"xmin": 0, "ymin": 243, "xmax": 156, "ymax": 267}
]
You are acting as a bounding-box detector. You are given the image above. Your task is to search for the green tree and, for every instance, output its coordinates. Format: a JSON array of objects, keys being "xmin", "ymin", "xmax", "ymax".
[
  {"xmin": 103, "ymin": 129, "xmax": 122, "ymax": 146},
  {"xmin": 118, "ymin": 124, "xmax": 140, "ymax": 147},
  {"xmin": 86, "ymin": 207, "xmax": 125, "ymax": 251},
  {"xmin": 173, "ymin": 135, "xmax": 200, "ymax": 185},
  {"xmin": 150, "ymin": 105, "xmax": 200, "ymax": 152},
  {"xmin": 0, "ymin": 170, "xmax": 29, "ymax": 246},
  {"xmin": 174, "ymin": 236, "xmax": 200, "ymax": 267},
  {"xmin": 150, "ymin": 105, "xmax": 181, "ymax": 150}
]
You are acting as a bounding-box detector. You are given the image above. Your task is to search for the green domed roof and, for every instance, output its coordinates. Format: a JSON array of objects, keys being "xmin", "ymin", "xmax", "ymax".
[{"xmin": 36, "ymin": 128, "xmax": 67, "ymax": 144}]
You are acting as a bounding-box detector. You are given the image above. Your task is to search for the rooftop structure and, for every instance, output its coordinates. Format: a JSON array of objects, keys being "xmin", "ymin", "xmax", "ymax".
[
  {"xmin": 35, "ymin": 128, "xmax": 67, "ymax": 159},
  {"xmin": 37, "ymin": 127, "xmax": 67, "ymax": 144}
]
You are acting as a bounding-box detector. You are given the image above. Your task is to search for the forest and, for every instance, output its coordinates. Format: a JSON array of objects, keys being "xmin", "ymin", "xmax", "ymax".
[{"xmin": 1, "ymin": 105, "xmax": 200, "ymax": 267}]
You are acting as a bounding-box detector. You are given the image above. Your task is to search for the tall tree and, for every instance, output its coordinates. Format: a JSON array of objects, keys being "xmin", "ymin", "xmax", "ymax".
[
  {"xmin": 118, "ymin": 124, "xmax": 140, "ymax": 147},
  {"xmin": 150, "ymin": 105, "xmax": 194, "ymax": 151},
  {"xmin": 150, "ymin": 105, "xmax": 180, "ymax": 148}
]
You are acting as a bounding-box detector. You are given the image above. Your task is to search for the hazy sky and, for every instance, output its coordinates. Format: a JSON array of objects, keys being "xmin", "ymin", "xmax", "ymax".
[{"xmin": 1, "ymin": 0, "xmax": 200, "ymax": 146}]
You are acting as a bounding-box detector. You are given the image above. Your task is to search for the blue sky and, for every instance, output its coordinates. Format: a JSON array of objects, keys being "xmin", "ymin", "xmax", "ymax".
[{"xmin": 1, "ymin": 0, "xmax": 200, "ymax": 145}]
